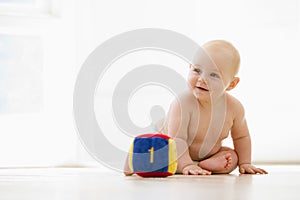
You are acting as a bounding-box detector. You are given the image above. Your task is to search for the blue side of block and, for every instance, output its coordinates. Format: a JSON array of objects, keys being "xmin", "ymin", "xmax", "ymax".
[{"xmin": 132, "ymin": 137, "xmax": 169, "ymax": 172}]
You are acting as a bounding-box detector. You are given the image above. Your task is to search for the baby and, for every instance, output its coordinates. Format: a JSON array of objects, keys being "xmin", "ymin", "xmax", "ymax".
[
  {"xmin": 124, "ymin": 40, "xmax": 267, "ymax": 175},
  {"xmin": 161, "ymin": 40, "xmax": 267, "ymax": 175}
]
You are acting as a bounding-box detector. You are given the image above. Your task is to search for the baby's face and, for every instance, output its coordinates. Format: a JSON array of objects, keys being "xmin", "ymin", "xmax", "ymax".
[{"xmin": 188, "ymin": 44, "xmax": 238, "ymax": 101}]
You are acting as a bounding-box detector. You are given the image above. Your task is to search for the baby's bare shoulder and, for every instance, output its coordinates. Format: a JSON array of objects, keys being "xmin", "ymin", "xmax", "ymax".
[
  {"xmin": 169, "ymin": 91, "xmax": 198, "ymax": 113},
  {"xmin": 173, "ymin": 91, "xmax": 197, "ymax": 105},
  {"xmin": 180, "ymin": 91, "xmax": 196, "ymax": 101},
  {"xmin": 226, "ymin": 93, "xmax": 245, "ymax": 114}
]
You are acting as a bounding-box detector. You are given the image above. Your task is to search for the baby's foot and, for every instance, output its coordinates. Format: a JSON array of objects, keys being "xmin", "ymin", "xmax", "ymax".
[{"xmin": 198, "ymin": 153, "xmax": 232, "ymax": 173}]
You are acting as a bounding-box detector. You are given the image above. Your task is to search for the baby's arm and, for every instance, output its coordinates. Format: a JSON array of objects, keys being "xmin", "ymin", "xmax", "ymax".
[
  {"xmin": 231, "ymin": 100, "xmax": 267, "ymax": 174},
  {"xmin": 167, "ymin": 98, "xmax": 211, "ymax": 175}
]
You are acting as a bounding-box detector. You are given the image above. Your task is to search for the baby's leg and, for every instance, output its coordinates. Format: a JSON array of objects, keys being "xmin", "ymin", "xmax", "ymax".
[{"xmin": 198, "ymin": 147, "xmax": 238, "ymax": 174}]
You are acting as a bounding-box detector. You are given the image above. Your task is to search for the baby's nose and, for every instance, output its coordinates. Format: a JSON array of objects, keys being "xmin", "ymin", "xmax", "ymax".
[{"xmin": 197, "ymin": 75, "xmax": 206, "ymax": 83}]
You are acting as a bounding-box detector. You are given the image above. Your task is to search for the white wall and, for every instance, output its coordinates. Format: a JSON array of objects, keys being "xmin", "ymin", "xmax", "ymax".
[
  {"xmin": 0, "ymin": 0, "xmax": 299, "ymax": 168},
  {"xmin": 79, "ymin": 0, "xmax": 300, "ymax": 165}
]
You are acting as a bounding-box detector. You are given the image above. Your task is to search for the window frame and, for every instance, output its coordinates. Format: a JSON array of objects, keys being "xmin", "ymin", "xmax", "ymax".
[{"xmin": 0, "ymin": 0, "xmax": 60, "ymax": 17}]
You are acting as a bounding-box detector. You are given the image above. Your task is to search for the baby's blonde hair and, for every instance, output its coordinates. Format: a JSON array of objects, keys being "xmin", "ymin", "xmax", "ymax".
[{"xmin": 202, "ymin": 40, "xmax": 240, "ymax": 76}]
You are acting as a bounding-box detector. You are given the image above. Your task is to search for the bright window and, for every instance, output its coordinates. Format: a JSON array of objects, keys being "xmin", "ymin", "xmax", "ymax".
[{"xmin": 0, "ymin": 34, "xmax": 43, "ymax": 114}]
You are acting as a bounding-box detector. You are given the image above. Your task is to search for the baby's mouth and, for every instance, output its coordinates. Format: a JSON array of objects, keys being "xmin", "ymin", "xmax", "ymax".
[{"xmin": 196, "ymin": 86, "xmax": 209, "ymax": 92}]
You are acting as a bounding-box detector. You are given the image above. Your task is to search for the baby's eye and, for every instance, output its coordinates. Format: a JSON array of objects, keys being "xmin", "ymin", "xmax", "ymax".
[
  {"xmin": 193, "ymin": 68, "xmax": 201, "ymax": 73},
  {"xmin": 210, "ymin": 73, "xmax": 220, "ymax": 78}
]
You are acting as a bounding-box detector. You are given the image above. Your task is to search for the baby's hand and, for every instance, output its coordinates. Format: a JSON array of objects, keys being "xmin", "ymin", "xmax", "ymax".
[
  {"xmin": 182, "ymin": 164, "xmax": 211, "ymax": 175},
  {"xmin": 239, "ymin": 163, "xmax": 268, "ymax": 174}
]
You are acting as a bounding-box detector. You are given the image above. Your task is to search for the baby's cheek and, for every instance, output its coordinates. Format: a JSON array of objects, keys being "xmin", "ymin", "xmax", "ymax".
[{"xmin": 187, "ymin": 75, "xmax": 196, "ymax": 87}]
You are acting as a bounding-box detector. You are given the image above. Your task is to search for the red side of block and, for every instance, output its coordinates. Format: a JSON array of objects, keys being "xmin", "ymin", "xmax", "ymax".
[
  {"xmin": 135, "ymin": 133, "xmax": 170, "ymax": 140},
  {"xmin": 135, "ymin": 172, "xmax": 173, "ymax": 178}
]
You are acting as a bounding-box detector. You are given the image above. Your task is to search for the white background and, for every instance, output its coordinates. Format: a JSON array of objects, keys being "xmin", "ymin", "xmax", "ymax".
[{"xmin": 0, "ymin": 0, "xmax": 299, "ymax": 168}]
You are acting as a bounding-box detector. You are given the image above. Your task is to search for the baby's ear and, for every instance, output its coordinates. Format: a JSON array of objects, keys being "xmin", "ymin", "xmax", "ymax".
[{"xmin": 226, "ymin": 77, "xmax": 240, "ymax": 91}]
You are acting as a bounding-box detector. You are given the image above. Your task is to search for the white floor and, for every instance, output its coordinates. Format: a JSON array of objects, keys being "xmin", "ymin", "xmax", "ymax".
[{"xmin": 0, "ymin": 165, "xmax": 299, "ymax": 200}]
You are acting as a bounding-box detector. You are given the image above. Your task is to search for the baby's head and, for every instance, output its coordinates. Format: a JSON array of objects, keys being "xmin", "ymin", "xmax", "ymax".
[
  {"xmin": 188, "ymin": 40, "xmax": 241, "ymax": 99},
  {"xmin": 202, "ymin": 40, "xmax": 240, "ymax": 80}
]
